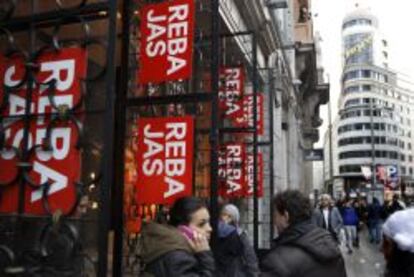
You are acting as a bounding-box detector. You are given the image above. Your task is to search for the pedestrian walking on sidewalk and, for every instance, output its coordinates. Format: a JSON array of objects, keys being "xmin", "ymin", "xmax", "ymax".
[
  {"xmin": 367, "ymin": 197, "xmax": 382, "ymax": 244},
  {"xmin": 382, "ymin": 194, "xmax": 405, "ymax": 220},
  {"xmin": 382, "ymin": 208, "xmax": 414, "ymax": 277},
  {"xmin": 213, "ymin": 204, "xmax": 259, "ymax": 277},
  {"xmin": 341, "ymin": 198, "xmax": 359, "ymax": 254},
  {"xmin": 312, "ymin": 194, "xmax": 344, "ymax": 243},
  {"xmin": 353, "ymin": 199, "xmax": 368, "ymax": 248},
  {"xmin": 261, "ymin": 190, "xmax": 347, "ymax": 277},
  {"xmin": 140, "ymin": 197, "xmax": 215, "ymax": 277}
]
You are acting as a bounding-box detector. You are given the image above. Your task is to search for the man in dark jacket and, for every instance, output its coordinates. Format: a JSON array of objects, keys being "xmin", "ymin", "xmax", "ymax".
[
  {"xmin": 261, "ymin": 190, "xmax": 347, "ymax": 277},
  {"xmin": 367, "ymin": 197, "xmax": 382, "ymax": 244}
]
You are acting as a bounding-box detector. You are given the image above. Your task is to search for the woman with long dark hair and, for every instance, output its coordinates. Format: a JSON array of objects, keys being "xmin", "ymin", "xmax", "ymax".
[
  {"xmin": 382, "ymin": 208, "xmax": 414, "ymax": 277},
  {"xmin": 141, "ymin": 197, "xmax": 215, "ymax": 276}
]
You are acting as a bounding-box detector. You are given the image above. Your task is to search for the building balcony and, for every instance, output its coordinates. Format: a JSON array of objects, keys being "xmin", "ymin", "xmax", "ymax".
[{"xmin": 338, "ymin": 144, "xmax": 399, "ymax": 153}]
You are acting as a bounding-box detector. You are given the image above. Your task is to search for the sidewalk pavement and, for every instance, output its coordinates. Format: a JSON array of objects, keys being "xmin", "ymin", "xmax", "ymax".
[{"xmin": 341, "ymin": 228, "xmax": 385, "ymax": 277}]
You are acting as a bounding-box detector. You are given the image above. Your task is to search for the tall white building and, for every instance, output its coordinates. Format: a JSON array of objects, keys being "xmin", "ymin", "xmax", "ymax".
[{"xmin": 324, "ymin": 8, "xmax": 414, "ymax": 197}]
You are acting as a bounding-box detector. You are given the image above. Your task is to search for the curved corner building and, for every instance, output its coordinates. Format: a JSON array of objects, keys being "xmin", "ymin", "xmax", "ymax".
[{"xmin": 336, "ymin": 8, "xmax": 414, "ymax": 195}]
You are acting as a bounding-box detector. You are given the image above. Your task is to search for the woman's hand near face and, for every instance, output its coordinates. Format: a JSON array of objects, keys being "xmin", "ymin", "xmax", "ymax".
[{"xmin": 187, "ymin": 231, "xmax": 210, "ymax": 253}]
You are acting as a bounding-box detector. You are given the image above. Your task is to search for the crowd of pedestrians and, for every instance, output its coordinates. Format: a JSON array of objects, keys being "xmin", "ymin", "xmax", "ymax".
[{"xmin": 138, "ymin": 190, "xmax": 414, "ymax": 277}]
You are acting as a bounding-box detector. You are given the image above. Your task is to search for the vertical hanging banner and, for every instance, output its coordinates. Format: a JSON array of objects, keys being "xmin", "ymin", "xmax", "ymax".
[
  {"xmin": 0, "ymin": 54, "xmax": 25, "ymax": 213},
  {"xmin": 0, "ymin": 47, "xmax": 86, "ymax": 215},
  {"xmin": 234, "ymin": 93, "xmax": 264, "ymax": 135},
  {"xmin": 245, "ymin": 152, "xmax": 263, "ymax": 197},
  {"xmin": 218, "ymin": 66, "xmax": 245, "ymax": 119},
  {"xmin": 138, "ymin": 0, "xmax": 195, "ymax": 84},
  {"xmin": 218, "ymin": 143, "xmax": 246, "ymax": 198},
  {"xmin": 136, "ymin": 116, "xmax": 194, "ymax": 204}
]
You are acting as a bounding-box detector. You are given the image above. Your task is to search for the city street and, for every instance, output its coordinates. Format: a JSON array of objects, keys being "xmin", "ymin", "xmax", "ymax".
[{"xmin": 342, "ymin": 230, "xmax": 385, "ymax": 277}]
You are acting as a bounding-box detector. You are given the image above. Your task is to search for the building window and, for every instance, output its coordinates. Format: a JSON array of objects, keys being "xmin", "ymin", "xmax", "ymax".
[
  {"xmin": 345, "ymin": 99, "xmax": 360, "ymax": 107},
  {"xmin": 362, "ymin": 84, "xmax": 372, "ymax": 91},
  {"xmin": 338, "ymin": 136, "xmax": 393, "ymax": 146},
  {"xmin": 342, "ymin": 19, "xmax": 372, "ymax": 29},
  {"xmin": 338, "ymin": 150, "xmax": 400, "ymax": 160},
  {"xmin": 344, "ymin": 86, "xmax": 360, "ymax": 94},
  {"xmin": 344, "ymin": 70, "xmax": 359, "ymax": 81},
  {"xmin": 339, "ymin": 165, "xmax": 362, "ymax": 174},
  {"xmin": 362, "ymin": 70, "xmax": 371, "ymax": 78}
]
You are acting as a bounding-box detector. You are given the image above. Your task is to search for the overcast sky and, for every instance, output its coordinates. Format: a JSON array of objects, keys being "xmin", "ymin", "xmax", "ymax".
[{"xmin": 312, "ymin": 0, "xmax": 414, "ymax": 147}]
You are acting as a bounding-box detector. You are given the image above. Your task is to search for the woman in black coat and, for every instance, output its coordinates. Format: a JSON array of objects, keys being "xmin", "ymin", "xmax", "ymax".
[
  {"xmin": 213, "ymin": 204, "xmax": 259, "ymax": 277},
  {"xmin": 141, "ymin": 197, "xmax": 215, "ymax": 277}
]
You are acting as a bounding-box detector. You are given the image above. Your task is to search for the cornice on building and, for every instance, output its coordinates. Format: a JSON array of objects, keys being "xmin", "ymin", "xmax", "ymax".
[{"xmin": 294, "ymin": 40, "xmax": 329, "ymax": 143}]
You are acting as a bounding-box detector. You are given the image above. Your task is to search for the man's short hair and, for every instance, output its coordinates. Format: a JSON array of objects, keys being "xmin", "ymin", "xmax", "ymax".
[{"xmin": 273, "ymin": 190, "xmax": 312, "ymax": 225}]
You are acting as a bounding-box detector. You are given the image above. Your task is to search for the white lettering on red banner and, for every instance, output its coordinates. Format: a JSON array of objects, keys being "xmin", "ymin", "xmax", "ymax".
[
  {"xmin": 219, "ymin": 143, "xmax": 246, "ymax": 198},
  {"xmin": 245, "ymin": 152, "xmax": 263, "ymax": 197},
  {"xmin": 136, "ymin": 116, "xmax": 194, "ymax": 204},
  {"xmin": 234, "ymin": 93, "xmax": 264, "ymax": 135},
  {"xmin": 139, "ymin": 0, "xmax": 194, "ymax": 84},
  {"xmin": 0, "ymin": 47, "xmax": 86, "ymax": 214},
  {"xmin": 218, "ymin": 67, "xmax": 245, "ymax": 118}
]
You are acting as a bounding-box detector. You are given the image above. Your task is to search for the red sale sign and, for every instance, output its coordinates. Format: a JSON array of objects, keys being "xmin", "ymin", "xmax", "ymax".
[
  {"xmin": 0, "ymin": 47, "xmax": 86, "ymax": 215},
  {"xmin": 234, "ymin": 93, "xmax": 264, "ymax": 135},
  {"xmin": 136, "ymin": 116, "xmax": 194, "ymax": 204},
  {"xmin": 218, "ymin": 143, "xmax": 246, "ymax": 198},
  {"xmin": 218, "ymin": 67, "xmax": 245, "ymax": 119},
  {"xmin": 245, "ymin": 152, "xmax": 263, "ymax": 198},
  {"xmin": 139, "ymin": 0, "xmax": 195, "ymax": 84}
]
